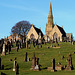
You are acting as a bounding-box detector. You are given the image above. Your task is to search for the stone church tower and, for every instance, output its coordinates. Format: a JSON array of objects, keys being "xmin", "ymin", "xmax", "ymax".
[
  {"xmin": 45, "ymin": 2, "xmax": 67, "ymax": 42},
  {"xmin": 45, "ymin": 2, "xmax": 53, "ymax": 36}
]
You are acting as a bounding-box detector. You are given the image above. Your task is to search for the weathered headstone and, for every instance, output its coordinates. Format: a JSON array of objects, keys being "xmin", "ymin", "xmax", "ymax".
[
  {"xmin": 65, "ymin": 54, "xmax": 73, "ymax": 71},
  {"xmin": 1, "ymin": 72, "xmax": 6, "ymax": 75},
  {"xmin": 2, "ymin": 44, "xmax": 6, "ymax": 56},
  {"xmin": 0, "ymin": 58, "xmax": 1, "ymax": 69},
  {"xmin": 72, "ymin": 42, "xmax": 74, "ymax": 45},
  {"xmin": 37, "ymin": 45, "xmax": 39, "ymax": 49},
  {"xmin": 30, "ymin": 53, "xmax": 40, "ymax": 71},
  {"xmin": 14, "ymin": 57, "xmax": 17, "ymax": 60},
  {"xmin": 31, "ymin": 53, "xmax": 36, "ymax": 69},
  {"xmin": 28, "ymin": 57, "xmax": 30, "ymax": 61},
  {"xmin": 8, "ymin": 45, "xmax": 10, "ymax": 54},
  {"xmin": 51, "ymin": 58, "xmax": 55, "ymax": 72},
  {"xmin": 26, "ymin": 38, "xmax": 28, "ymax": 49},
  {"xmin": 36, "ymin": 58, "xmax": 39, "ymax": 65},
  {"xmin": 28, "ymin": 44, "xmax": 30, "ymax": 49},
  {"xmin": 48, "ymin": 58, "xmax": 55, "ymax": 72},
  {"xmin": 47, "ymin": 46, "xmax": 49, "ymax": 49},
  {"xmin": 15, "ymin": 63, "xmax": 19, "ymax": 75},
  {"xmin": 13, "ymin": 61, "xmax": 17, "ymax": 71},
  {"xmin": 34, "ymin": 65, "xmax": 39, "ymax": 70},
  {"xmin": 24, "ymin": 52, "xmax": 27, "ymax": 62},
  {"xmin": 34, "ymin": 58, "xmax": 40, "ymax": 71},
  {"xmin": 2, "ymin": 65, "xmax": 4, "ymax": 70},
  {"xmin": 40, "ymin": 45, "xmax": 42, "ymax": 48},
  {"xmin": 19, "ymin": 42, "xmax": 21, "ymax": 49},
  {"xmin": 62, "ymin": 56, "xmax": 65, "ymax": 59},
  {"xmin": 51, "ymin": 44, "xmax": 53, "ymax": 47}
]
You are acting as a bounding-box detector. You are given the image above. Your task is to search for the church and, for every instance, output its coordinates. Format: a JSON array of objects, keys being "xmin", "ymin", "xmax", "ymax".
[
  {"xmin": 27, "ymin": 2, "xmax": 73, "ymax": 42},
  {"xmin": 44, "ymin": 2, "xmax": 73, "ymax": 42}
]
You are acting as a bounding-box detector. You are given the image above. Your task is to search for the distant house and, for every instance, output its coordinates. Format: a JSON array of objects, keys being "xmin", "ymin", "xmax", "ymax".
[
  {"xmin": 66, "ymin": 33, "xmax": 73, "ymax": 42},
  {"xmin": 26, "ymin": 25, "xmax": 44, "ymax": 41},
  {"xmin": 8, "ymin": 33, "xmax": 23, "ymax": 42}
]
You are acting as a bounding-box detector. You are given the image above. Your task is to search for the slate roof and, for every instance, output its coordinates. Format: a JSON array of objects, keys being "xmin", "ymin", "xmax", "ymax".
[
  {"xmin": 33, "ymin": 26, "xmax": 44, "ymax": 37},
  {"xmin": 57, "ymin": 25, "xmax": 66, "ymax": 37}
]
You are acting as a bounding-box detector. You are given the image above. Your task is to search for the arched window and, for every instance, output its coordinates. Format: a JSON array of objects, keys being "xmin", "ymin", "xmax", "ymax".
[
  {"xmin": 30, "ymin": 34, "xmax": 35, "ymax": 40},
  {"xmin": 53, "ymin": 32, "xmax": 57, "ymax": 41}
]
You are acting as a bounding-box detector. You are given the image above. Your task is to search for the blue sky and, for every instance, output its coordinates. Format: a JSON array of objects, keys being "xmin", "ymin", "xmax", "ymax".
[{"xmin": 0, "ymin": 0, "xmax": 75, "ymax": 39}]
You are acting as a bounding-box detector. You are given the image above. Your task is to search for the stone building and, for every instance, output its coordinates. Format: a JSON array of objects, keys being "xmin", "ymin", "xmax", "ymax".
[
  {"xmin": 44, "ymin": 2, "xmax": 73, "ymax": 42},
  {"xmin": 8, "ymin": 33, "xmax": 23, "ymax": 42},
  {"xmin": 26, "ymin": 25, "xmax": 43, "ymax": 41},
  {"xmin": 66, "ymin": 33, "xmax": 73, "ymax": 42}
]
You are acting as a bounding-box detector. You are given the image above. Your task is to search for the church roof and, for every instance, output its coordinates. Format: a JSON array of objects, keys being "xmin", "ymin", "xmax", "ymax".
[
  {"xmin": 33, "ymin": 25, "xmax": 44, "ymax": 37},
  {"xmin": 57, "ymin": 25, "xmax": 66, "ymax": 37}
]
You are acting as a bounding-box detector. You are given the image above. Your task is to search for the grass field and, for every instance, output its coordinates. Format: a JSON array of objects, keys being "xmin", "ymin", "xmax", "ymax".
[{"xmin": 0, "ymin": 42, "xmax": 75, "ymax": 75}]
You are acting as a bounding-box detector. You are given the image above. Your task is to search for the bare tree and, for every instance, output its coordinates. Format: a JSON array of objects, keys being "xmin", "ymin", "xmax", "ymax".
[{"xmin": 11, "ymin": 21, "xmax": 32, "ymax": 37}]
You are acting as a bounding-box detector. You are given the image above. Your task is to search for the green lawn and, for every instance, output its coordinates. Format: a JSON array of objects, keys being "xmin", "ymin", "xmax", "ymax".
[{"xmin": 0, "ymin": 42, "xmax": 75, "ymax": 75}]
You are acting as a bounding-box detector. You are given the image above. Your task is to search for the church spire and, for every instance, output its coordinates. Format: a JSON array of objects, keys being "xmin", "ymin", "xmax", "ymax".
[
  {"xmin": 48, "ymin": 2, "xmax": 53, "ymax": 25},
  {"xmin": 48, "ymin": 2, "xmax": 53, "ymax": 17}
]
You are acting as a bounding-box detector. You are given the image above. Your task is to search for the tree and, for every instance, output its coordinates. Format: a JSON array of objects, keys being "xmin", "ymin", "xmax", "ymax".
[{"xmin": 11, "ymin": 21, "xmax": 32, "ymax": 37}]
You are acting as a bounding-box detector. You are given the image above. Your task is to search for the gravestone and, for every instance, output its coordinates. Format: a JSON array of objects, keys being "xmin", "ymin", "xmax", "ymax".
[
  {"xmin": 73, "ymin": 52, "xmax": 75, "ymax": 54},
  {"xmin": 62, "ymin": 56, "xmax": 65, "ymax": 59},
  {"xmin": 37, "ymin": 45, "xmax": 39, "ymax": 49},
  {"xmin": 14, "ymin": 57, "xmax": 17, "ymax": 60},
  {"xmin": 34, "ymin": 65, "xmax": 39, "ymax": 70},
  {"xmin": 16, "ymin": 47, "xmax": 18, "ymax": 52},
  {"xmin": 0, "ymin": 58, "xmax": 1, "ymax": 69},
  {"xmin": 1, "ymin": 72, "xmax": 6, "ymax": 75},
  {"xmin": 65, "ymin": 54, "xmax": 73, "ymax": 71},
  {"xmin": 51, "ymin": 58, "xmax": 55, "ymax": 72},
  {"xmin": 36, "ymin": 58, "xmax": 39, "ymax": 65},
  {"xmin": 47, "ymin": 46, "xmax": 49, "ymax": 49},
  {"xmin": 30, "ymin": 53, "xmax": 40, "ymax": 71},
  {"xmin": 34, "ymin": 58, "xmax": 40, "ymax": 71},
  {"xmin": 26, "ymin": 39, "xmax": 28, "ymax": 49},
  {"xmin": 51, "ymin": 44, "xmax": 53, "ymax": 47},
  {"xmin": 13, "ymin": 61, "xmax": 17, "ymax": 71},
  {"xmin": 40, "ymin": 45, "xmax": 42, "ymax": 48},
  {"xmin": 55, "ymin": 62, "xmax": 63, "ymax": 71},
  {"xmin": 20, "ymin": 42, "xmax": 21, "ymax": 49},
  {"xmin": 2, "ymin": 65, "xmax": 4, "ymax": 70},
  {"xmin": 15, "ymin": 63, "xmax": 19, "ymax": 75},
  {"xmin": 72, "ymin": 42, "xmax": 74, "ymax": 45},
  {"xmin": 32, "ymin": 53, "xmax": 36, "ymax": 69},
  {"xmin": 28, "ymin": 44, "xmax": 30, "ymax": 49},
  {"xmin": 48, "ymin": 58, "xmax": 56, "ymax": 72},
  {"xmin": 28, "ymin": 57, "xmax": 30, "ymax": 61},
  {"xmin": 17, "ymin": 44, "xmax": 19, "ymax": 50},
  {"xmin": 2, "ymin": 44, "xmax": 6, "ymax": 56},
  {"xmin": 8, "ymin": 45, "xmax": 10, "ymax": 54},
  {"xmin": 24, "ymin": 52, "xmax": 27, "ymax": 62}
]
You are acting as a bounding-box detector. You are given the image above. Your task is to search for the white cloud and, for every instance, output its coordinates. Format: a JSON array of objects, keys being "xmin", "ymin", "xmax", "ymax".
[{"xmin": 0, "ymin": 2, "xmax": 47, "ymax": 16}]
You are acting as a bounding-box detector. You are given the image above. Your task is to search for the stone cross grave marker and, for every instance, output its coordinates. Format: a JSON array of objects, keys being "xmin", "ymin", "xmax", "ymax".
[{"xmin": 66, "ymin": 54, "xmax": 73, "ymax": 71}]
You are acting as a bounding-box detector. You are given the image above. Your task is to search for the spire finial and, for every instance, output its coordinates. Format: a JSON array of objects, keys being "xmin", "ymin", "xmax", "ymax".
[{"xmin": 48, "ymin": 2, "xmax": 53, "ymax": 17}]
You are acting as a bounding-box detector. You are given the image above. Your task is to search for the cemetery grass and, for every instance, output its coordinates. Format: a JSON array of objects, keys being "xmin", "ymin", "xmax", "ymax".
[{"xmin": 0, "ymin": 42, "xmax": 75, "ymax": 75}]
